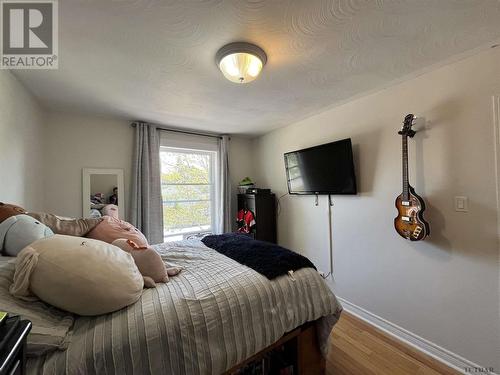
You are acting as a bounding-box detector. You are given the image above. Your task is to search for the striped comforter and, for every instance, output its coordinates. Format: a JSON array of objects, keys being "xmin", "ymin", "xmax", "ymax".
[{"xmin": 3, "ymin": 239, "xmax": 342, "ymax": 375}]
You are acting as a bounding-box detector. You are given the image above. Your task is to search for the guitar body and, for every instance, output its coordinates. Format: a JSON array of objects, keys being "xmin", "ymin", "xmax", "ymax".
[
  {"xmin": 394, "ymin": 114, "xmax": 430, "ymax": 241},
  {"xmin": 394, "ymin": 185, "xmax": 430, "ymax": 241}
]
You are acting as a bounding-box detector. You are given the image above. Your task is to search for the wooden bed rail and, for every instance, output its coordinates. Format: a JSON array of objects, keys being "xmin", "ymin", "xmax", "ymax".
[{"xmin": 223, "ymin": 321, "xmax": 325, "ymax": 375}]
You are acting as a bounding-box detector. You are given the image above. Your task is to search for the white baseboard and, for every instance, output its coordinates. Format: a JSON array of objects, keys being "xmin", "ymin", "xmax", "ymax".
[{"xmin": 337, "ymin": 297, "xmax": 498, "ymax": 375}]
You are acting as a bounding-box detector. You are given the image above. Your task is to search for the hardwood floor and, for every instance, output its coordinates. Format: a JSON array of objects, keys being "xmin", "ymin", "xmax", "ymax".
[{"xmin": 326, "ymin": 312, "xmax": 461, "ymax": 375}]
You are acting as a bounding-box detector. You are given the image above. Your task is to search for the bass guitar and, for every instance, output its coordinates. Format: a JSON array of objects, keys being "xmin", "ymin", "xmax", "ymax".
[{"xmin": 394, "ymin": 114, "xmax": 430, "ymax": 241}]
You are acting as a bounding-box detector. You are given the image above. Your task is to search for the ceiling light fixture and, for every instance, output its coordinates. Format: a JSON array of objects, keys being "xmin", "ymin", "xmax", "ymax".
[{"xmin": 216, "ymin": 42, "xmax": 267, "ymax": 84}]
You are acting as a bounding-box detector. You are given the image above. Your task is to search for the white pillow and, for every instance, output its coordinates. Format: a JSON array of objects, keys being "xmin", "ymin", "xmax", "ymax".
[{"xmin": 10, "ymin": 235, "xmax": 144, "ymax": 316}]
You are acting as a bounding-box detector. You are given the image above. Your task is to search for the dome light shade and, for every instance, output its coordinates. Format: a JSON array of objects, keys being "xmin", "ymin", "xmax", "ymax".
[{"xmin": 216, "ymin": 42, "xmax": 267, "ymax": 84}]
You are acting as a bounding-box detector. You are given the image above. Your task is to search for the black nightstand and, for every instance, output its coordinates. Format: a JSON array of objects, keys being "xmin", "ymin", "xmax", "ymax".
[{"xmin": 0, "ymin": 317, "xmax": 32, "ymax": 375}]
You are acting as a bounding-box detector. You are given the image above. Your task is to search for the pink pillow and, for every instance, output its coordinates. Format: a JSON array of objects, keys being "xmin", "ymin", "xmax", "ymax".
[
  {"xmin": 86, "ymin": 216, "xmax": 148, "ymax": 247},
  {"xmin": 101, "ymin": 204, "xmax": 119, "ymax": 219}
]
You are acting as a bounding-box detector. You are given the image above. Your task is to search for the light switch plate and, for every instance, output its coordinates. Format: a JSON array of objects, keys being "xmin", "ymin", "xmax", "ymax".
[{"xmin": 455, "ymin": 196, "xmax": 468, "ymax": 212}]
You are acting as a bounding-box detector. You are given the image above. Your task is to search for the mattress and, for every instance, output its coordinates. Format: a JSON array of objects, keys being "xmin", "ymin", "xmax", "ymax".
[{"xmin": 2, "ymin": 239, "xmax": 342, "ymax": 375}]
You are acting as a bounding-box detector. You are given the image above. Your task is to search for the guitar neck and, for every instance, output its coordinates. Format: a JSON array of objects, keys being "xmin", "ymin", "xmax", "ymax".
[{"xmin": 402, "ymin": 135, "xmax": 409, "ymax": 200}]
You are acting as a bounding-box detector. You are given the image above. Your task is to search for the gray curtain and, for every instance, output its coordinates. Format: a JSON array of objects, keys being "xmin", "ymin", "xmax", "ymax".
[
  {"xmin": 217, "ymin": 135, "xmax": 232, "ymax": 233},
  {"xmin": 130, "ymin": 122, "xmax": 164, "ymax": 244}
]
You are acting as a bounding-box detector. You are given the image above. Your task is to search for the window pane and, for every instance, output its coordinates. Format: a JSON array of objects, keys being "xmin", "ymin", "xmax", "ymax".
[
  {"xmin": 163, "ymin": 201, "xmax": 211, "ymax": 232},
  {"xmin": 160, "ymin": 147, "xmax": 215, "ymax": 240},
  {"xmin": 288, "ymin": 166, "xmax": 302, "ymax": 180},
  {"xmin": 162, "ymin": 184, "xmax": 210, "ymax": 201},
  {"xmin": 161, "ymin": 152, "xmax": 210, "ymax": 184}
]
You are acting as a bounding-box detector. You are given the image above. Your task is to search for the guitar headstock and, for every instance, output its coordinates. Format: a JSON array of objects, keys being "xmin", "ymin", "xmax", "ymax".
[{"xmin": 398, "ymin": 113, "xmax": 416, "ymax": 137}]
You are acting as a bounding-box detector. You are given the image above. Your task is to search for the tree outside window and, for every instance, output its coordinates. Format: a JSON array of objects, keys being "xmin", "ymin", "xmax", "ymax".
[{"xmin": 160, "ymin": 148, "xmax": 215, "ymax": 241}]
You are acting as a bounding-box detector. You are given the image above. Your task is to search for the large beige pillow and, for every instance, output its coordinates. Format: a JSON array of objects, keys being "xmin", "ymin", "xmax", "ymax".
[{"xmin": 10, "ymin": 235, "xmax": 144, "ymax": 316}]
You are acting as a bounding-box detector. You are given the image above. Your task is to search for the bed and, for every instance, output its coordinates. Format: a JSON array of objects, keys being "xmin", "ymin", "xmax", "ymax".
[{"xmin": 0, "ymin": 239, "xmax": 342, "ymax": 374}]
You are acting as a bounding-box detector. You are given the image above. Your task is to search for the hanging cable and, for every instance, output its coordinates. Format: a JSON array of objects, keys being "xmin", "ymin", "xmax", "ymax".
[
  {"xmin": 276, "ymin": 192, "xmax": 289, "ymax": 216},
  {"xmin": 327, "ymin": 195, "xmax": 334, "ymax": 280}
]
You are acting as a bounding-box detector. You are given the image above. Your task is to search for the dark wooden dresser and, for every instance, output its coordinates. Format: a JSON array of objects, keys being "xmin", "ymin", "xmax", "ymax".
[
  {"xmin": 0, "ymin": 317, "xmax": 32, "ymax": 375},
  {"xmin": 237, "ymin": 193, "xmax": 277, "ymax": 243}
]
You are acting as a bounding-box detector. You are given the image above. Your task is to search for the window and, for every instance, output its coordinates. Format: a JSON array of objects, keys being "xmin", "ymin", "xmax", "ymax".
[{"xmin": 160, "ymin": 146, "xmax": 217, "ymax": 241}]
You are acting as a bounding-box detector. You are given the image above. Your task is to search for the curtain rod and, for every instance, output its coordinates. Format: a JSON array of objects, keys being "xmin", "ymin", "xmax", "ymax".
[{"xmin": 131, "ymin": 122, "xmax": 223, "ymax": 139}]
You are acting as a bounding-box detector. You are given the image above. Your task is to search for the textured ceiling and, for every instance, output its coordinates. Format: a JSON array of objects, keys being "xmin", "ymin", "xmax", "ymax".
[{"xmin": 13, "ymin": 0, "xmax": 500, "ymax": 135}]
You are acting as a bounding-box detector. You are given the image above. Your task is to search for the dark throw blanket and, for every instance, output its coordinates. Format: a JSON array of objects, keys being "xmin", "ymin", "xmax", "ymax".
[{"xmin": 201, "ymin": 233, "xmax": 316, "ymax": 279}]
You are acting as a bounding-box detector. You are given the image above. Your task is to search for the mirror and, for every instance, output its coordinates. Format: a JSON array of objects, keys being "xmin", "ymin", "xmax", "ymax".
[{"xmin": 82, "ymin": 168, "xmax": 125, "ymax": 220}]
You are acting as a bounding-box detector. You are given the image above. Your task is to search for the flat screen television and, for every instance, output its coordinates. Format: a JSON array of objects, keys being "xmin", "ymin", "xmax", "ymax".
[{"xmin": 284, "ymin": 138, "xmax": 357, "ymax": 195}]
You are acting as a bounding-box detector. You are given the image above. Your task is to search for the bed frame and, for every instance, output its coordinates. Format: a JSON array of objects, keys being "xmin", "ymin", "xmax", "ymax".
[{"xmin": 223, "ymin": 321, "xmax": 325, "ymax": 375}]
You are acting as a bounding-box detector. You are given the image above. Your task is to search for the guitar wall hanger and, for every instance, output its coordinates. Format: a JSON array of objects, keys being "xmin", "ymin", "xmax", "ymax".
[{"xmin": 394, "ymin": 114, "xmax": 430, "ymax": 241}]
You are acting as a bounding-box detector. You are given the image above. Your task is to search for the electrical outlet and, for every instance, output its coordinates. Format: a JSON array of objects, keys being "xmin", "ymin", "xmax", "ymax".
[{"xmin": 455, "ymin": 196, "xmax": 468, "ymax": 212}]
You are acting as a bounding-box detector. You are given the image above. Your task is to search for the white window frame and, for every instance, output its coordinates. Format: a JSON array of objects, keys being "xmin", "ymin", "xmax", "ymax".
[{"xmin": 160, "ymin": 146, "xmax": 218, "ymax": 241}]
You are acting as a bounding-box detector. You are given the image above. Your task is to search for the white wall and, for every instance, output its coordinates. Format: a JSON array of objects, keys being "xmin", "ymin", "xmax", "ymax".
[
  {"xmin": 0, "ymin": 71, "xmax": 46, "ymax": 211},
  {"xmin": 253, "ymin": 47, "xmax": 500, "ymax": 369},
  {"xmin": 43, "ymin": 112, "xmax": 134, "ymax": 220},
  {"xmin": 43, "ymin": 111, "xmax": 255, "ymax": 223},
  {"xmin": 228, "ymin": 136, "xmax": 256, "ymax": 229}
]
